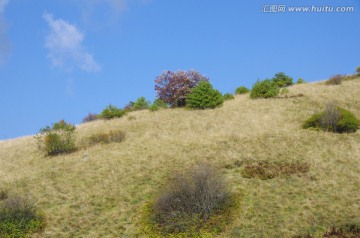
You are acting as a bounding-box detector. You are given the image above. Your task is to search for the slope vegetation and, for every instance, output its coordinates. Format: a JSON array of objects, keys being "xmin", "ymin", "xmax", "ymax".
[{"xmin": 1, "ymin": 79, "xmax": 360, "ymax": 237}]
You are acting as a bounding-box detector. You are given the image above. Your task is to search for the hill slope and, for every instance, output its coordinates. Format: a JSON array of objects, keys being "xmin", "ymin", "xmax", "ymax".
[{"xmin": 1, "ymin": 79, "xmax": 360, "ymax": 237}]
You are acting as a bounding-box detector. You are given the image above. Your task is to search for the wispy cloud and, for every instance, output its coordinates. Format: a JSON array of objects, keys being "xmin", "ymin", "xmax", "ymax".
[
  {"xmin": 0, "ymin": 0, "xmax": 9, "ymax": 65},
  {"xmin": 43, "ymin": 13, "xmax": 100, "ymax": 72}
]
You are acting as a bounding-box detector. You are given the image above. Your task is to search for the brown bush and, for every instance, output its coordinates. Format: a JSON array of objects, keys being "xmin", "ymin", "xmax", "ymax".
[
  {"xmin": 152, "ymin": 164, "xmax": 230, "ymax": 233},
  {"xmin": 84, "ymin": 130, "xmax": 125, "ymax": 146},
  {"xmin": 82, "ymin": 113, "xmax": 99, "ymax": 123},
  {"xmin": 325, "ymin": 75, "xmax": 344, "ymax": 85}
]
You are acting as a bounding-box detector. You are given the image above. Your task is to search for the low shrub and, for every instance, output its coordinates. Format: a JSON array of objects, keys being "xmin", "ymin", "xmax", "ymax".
[
  {"xmin": 149, "ymin": 99, "xmax": 168, "ymax": 111},
  {"xmin": 35, "ymin": 120, "xmax": 76, "ymax": 156},
  {"xmin": 98, "ymin": 104, "xmax": 126, "ymax": 119},
  {"xmin": 250, "ymin": 79, "xmax": 280, "ymax": 99},
  {"xmin": 343, "ymin": 74, "xmax": 359, "ymax": 81},
  {"xmin": 223, "ymin": 93, "xmax": 235, "ymax": 101},
  {"xmin": 133, "ymin": 97, "xmax": 151, "ymax": 111},
  {"xmin": 186, "ymin": 81, "xmax": 224, "ymax": 109},
  {"xmin": 149, "ymin": 103, "xmax": 159, "ymax": 111},
  {"xmin": 235, "ymin": 86, "xmax": 250, "ymax": 95},
  {"xmin": 82, "ymin": 113, "xmax": 98, "ymax": 123},
  {"xmin": 357, "ymin": 66, "xmax": 360, "ymax": 75},
  {"xmin": 303, "ymin": 103, "xmax": 360, "ymax": 133},
  {"xmin": 0, "ymin": 195, "xmax": 45, "ymax": 237},
  {"xmin": 153, "ymin": 98, "xmax": 168, "ymax": 108},
  {"xmin": 84, "ymin": 130, "xmax": 125, "ymax": 146},
  {"xmin": 241, "ymin": 160, "xmax": 309, "ymax": 180},
  {"xmin": 296, "ymin": 78, "xmax": 305, "ymax": 84},
  {"xmin": 148, "ymin": 164, "xmax": 233, "ymax": 235},
  {"xmin": 272, "ymin": 72, "xmax": 293, "ymax": 87},
  {"xmin": 325, "ymin": 75, "xmax": 344, "ymax": 85},
  {"xmin": 123, "ymin": 101, "xmax": 134, "ymax": 111}
]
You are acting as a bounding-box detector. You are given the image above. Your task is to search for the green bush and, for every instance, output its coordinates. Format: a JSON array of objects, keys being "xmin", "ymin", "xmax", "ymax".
[
  {"xmin": 296, "ymin": 78, "xmax": 305, "ymax": 84},
  {"xmin": 150, "ymin": 164, "xmax": 232, "ymax": 234},
  {"xmin": 337, "ymin": 108, "xmax": 360, "ymax": 133},
  {"xmin": 303, "ymin": 112, "xmax": 325, "ymax": 129},
  {"xmin": 303, "ymin": 103, "xmax": 359, "ymax": 133},
  {"xmin": 250, "ymin": 79, "xmax": 279, "ymax": 99},
  {"xmin": 149, "ymin": 99, "xmax": 168, "ymax": 111},
  {"xmin": 149, "ymin": 103, "xmax": 159, "ymax": 112},
  {"xmin": 356, "ymin": 66, "xmax": 360, "ymax": 75},
  {"xmin": 35, "ymin": 120, "xmax": 76, "ymax": 156},
  {"xmin": 153, "ymin": 98, "xmax": 168, "ymax": 108},
  {"xmin": 133, "ymin": 97, "xmax": 151, "ymax": 111},
  {"xmin": 223, "ymin": 93, "xmax": 235, "ymax": 101},
  {"xmin": 99, "ymin": 104, "xmax": 126, "ymax": 119},
  {"xmin": 235, "ymin": 86, "xmax": 250, "ymax": 95},
  {"xmin": 186, "ymin": 81, "xmax": 224, "ymax": 109},
  {"xmin": 0, "ymin": 195, "xmax": 45, "ymax": 237},
  {"xmin": 272, "ymin": 72, "xmax": 293, "ymax": 87}
]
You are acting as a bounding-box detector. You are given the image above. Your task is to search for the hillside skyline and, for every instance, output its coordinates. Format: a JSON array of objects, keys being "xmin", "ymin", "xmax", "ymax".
[{"xmin": 0, "ymin": 0, "xmax": 359, "ymax": 139}]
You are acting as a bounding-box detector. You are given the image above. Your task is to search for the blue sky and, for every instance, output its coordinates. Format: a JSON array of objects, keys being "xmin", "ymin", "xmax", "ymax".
[{"xmin": 0, "ymin": 0, "xmax": 359, "ymax": 139}]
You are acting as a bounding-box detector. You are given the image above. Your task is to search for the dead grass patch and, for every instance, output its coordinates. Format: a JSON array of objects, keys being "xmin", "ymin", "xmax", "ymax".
[
  {"xmin": 240, "ymin": 160, "xmax": 310, "ymax": 180},
  {"xmin": 323, "ymin": 223, "xmax": 360, "ymax": 238},
  {"xmin": 295, "ymin": 223, "xmax": 360, "ymax": 238}
]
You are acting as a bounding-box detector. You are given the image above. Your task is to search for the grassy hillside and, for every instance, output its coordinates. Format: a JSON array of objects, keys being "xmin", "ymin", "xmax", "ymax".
[{"xmin": 1, "ymin": 78, "xmax": 360, "ymax": 237}]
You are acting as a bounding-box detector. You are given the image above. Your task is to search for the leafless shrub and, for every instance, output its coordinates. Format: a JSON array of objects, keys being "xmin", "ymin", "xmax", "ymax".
[
  {"xmin": 82, "ymin": 113, "xmax": 99, "ymax": 123},
  {"xmin": 320, "ymin": 101, "xmax": 341, "ymax": 131},
  {"xmin": 153, "ymin": 163, "xmax": 230, "ymax": 232}
]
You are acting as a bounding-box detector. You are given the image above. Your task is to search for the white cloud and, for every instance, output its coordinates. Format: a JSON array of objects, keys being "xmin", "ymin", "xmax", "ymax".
[
  {"xmin": 0, "ymin": 0, "xmax": 8, "ymax": 13},
  {"xmin": 43, "ymin": 13, "xmax": 100, "ymax": 72}
]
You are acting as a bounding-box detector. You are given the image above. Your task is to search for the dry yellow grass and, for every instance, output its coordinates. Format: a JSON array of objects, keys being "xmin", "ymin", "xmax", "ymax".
[{"xmin": 1, "ymin": 78, "xmax": 360, "ymax": 237}]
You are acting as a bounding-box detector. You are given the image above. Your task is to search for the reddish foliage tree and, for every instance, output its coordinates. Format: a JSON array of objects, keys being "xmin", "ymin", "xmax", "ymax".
[{"xmin": 154, "ymin": 70, "xmax": 209, "ymax": 107}]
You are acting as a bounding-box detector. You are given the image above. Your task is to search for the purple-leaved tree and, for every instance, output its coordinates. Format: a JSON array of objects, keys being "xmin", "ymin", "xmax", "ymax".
[{"xmin": 154, "ymin": 70, "xmax": 209, "ymax": 107}]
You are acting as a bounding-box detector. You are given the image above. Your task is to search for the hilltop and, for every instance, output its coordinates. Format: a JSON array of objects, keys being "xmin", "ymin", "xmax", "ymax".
[{"xmin": 1, "ymin": 78, "xmax": 360, "ymax": 237}]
